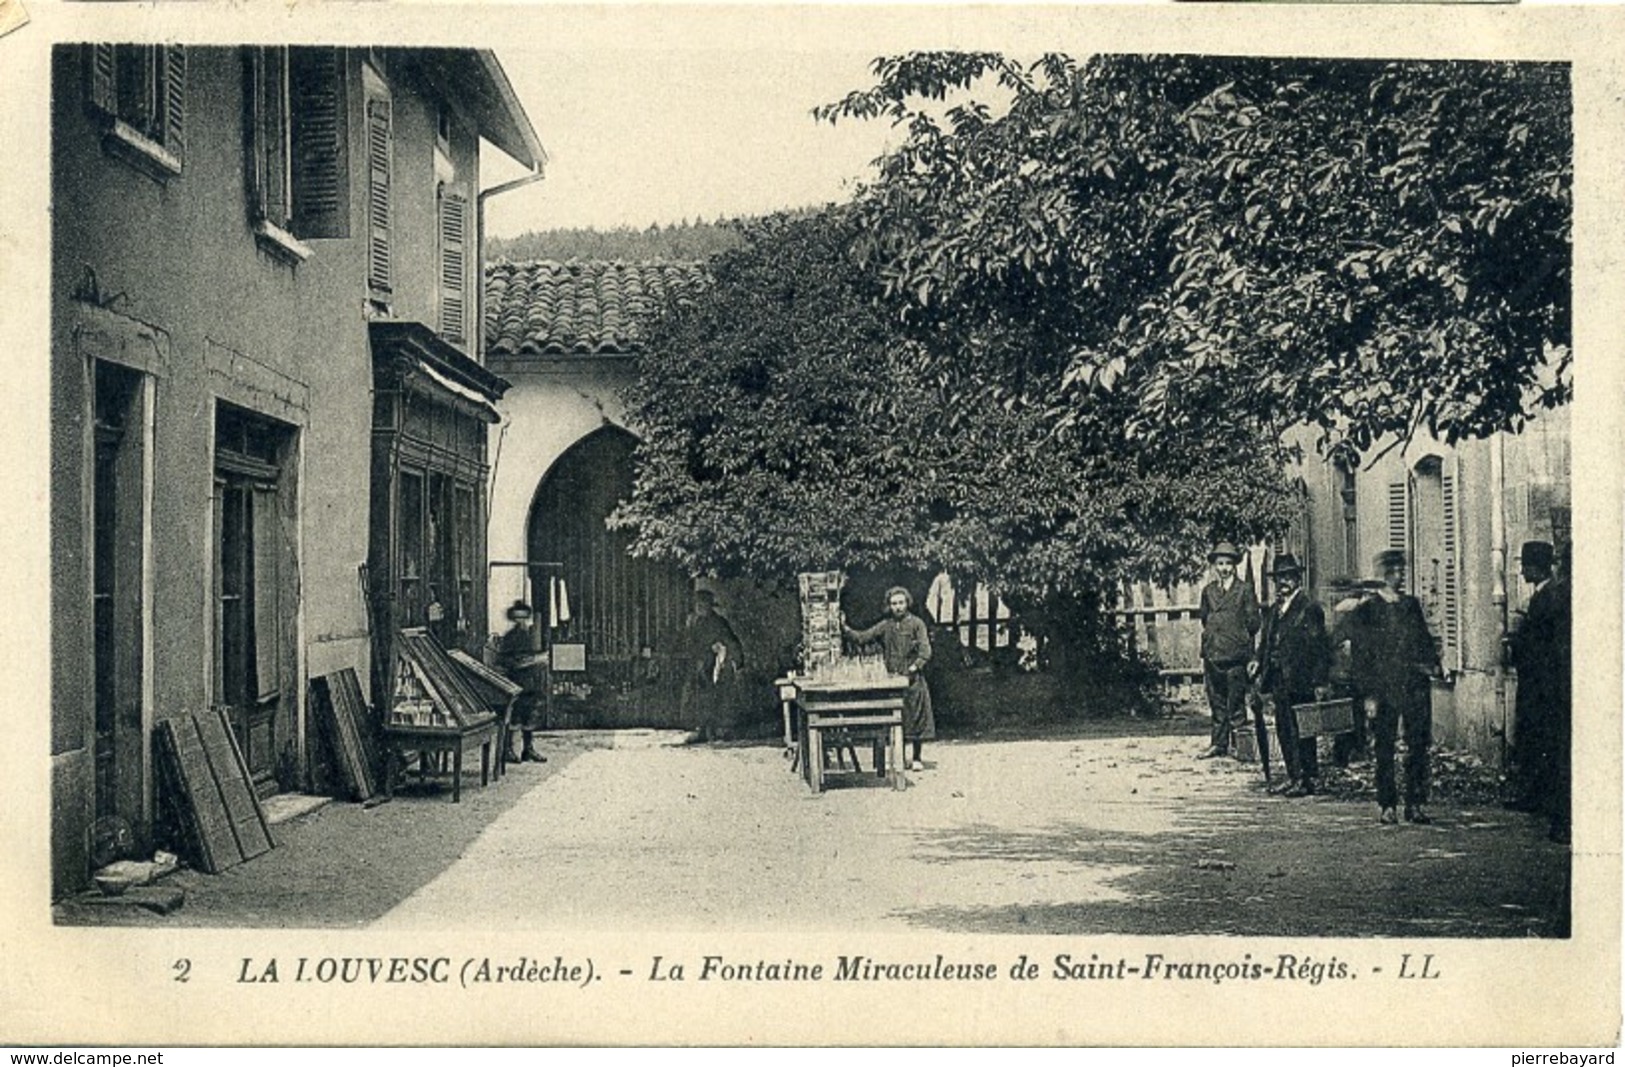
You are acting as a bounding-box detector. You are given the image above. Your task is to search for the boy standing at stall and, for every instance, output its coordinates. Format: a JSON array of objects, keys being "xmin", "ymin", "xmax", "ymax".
[{"xmin": 496, "ymin": 599, "xmax": 548, "ymax": 764}]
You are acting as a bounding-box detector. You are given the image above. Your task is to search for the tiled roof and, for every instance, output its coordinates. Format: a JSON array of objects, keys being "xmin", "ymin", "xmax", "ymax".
[{"xmin": 484, "ymin": 260, "xmax": 707, "ymax": 357}]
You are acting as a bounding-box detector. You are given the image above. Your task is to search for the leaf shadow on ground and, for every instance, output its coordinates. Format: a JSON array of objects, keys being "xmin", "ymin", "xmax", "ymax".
[{"xmin": 892, "ymin": 787, "xmax": 1570, "ymax": 939}]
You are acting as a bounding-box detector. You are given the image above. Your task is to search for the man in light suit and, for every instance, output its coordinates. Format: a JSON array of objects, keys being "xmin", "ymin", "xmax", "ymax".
[{"xmin": 1197, "ymin": 541, "xmax": 1261, "ymax": 759}]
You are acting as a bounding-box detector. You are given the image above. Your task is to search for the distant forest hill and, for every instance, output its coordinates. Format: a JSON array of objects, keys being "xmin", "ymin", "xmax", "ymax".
[{"xmin": 486, "ymin": 219, "xmax": 747, "ymax": 263}]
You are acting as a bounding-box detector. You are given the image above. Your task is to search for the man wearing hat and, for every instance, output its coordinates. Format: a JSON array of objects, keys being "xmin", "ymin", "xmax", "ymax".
[
  {"xmin": 496, "ymin": 599, "xmax": 548, "ymax": 764},
  {"xmin": 1348, "ymin": 550, "xmax": 1439, "ymax": 824},
  {"xmin": 1197, "ymin": 542, "xmax": 1261, "ymax": 759},
  {"xmin": 1252, "ymin": 553, "xmax": 1330, "ymax": 795},
  {"xmin": 1506, "ymin": 540, "xmax": 1571, "ymax": 842}
]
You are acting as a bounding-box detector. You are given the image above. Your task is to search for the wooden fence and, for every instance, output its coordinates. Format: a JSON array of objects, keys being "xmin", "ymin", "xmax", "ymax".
[{"xmin": 1114, "ymin": 580, "xmax": 1205, "ymax": 697}]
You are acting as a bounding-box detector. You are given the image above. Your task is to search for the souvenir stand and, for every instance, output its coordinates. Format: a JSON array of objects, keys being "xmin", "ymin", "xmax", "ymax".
[
  {"xmin": 380, "ymin": 627, "xmax": 500, "ymax": 802},
  {"xmin": 782, "ymin": 571, "xmax": 908, "ymax": 793}
]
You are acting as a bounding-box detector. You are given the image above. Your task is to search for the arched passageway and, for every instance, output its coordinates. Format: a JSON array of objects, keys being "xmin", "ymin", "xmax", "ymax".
[{"xmin": 525, "ymin": 426, "xmax": 693, "ymax": 726}]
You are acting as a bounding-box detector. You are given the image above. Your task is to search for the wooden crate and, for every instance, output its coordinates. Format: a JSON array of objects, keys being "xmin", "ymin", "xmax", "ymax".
[{"xmin": 1291, "ymin": 698, "xmax": 1356, "ymax": 738}]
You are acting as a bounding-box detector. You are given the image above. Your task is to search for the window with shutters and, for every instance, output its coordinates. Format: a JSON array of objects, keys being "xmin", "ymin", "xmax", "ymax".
[
  {"xmin": 365, "ymin": 95, "xmax": 394, "ymax": 306},
  {"xmin": 1439, "ymin": 463, "xmax": 1463, "ymax": 671},
  {"xmin": 438, "ymin": 185, "xmax": 469, "ymax": 346},
  {"xmin": 245, "ymin": 47, "xmax": 350, "ymax": 263},
  {"xmin": 84, "ymin": 44, "xmax": 187, "ymax": 180}
]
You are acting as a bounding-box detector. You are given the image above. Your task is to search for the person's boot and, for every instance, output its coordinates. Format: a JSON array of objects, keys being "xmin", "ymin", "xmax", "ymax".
[{"xmin": 521, "ymin": 732, "xmax": 546, "ymax": 763}]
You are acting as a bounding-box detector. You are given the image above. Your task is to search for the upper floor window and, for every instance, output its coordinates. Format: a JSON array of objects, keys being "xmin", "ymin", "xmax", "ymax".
[
  {"xmin": 85, "ymin": 44, "xmax": 186, "ymax": 180},
  {"xmin": 244, "ymin": 47, "xmax": 351, "ymax": 264}
]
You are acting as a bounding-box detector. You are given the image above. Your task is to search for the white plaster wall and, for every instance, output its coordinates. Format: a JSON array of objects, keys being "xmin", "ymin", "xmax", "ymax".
[{"xmin": 484, "ymin": 359, "xmax": 635, "ymax": 634}]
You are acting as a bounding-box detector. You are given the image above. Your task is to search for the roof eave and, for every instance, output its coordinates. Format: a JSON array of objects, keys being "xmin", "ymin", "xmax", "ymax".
[{"xmin": 408, "ymin": 49, "xmax": 547, "ymax": 172}]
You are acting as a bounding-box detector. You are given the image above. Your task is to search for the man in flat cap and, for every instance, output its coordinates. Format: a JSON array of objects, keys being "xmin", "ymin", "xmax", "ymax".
[
  {"xmin": 1252, "ymin": 553, "xmax": 1330, "ymax": 796},
  {"xmin": 1348, "ymin": 549, "xmax": 1440, "ymax": 824},
  {"xmin": 1197, "ymin": 542, "xmax": 1261, "ymax": 759},
  {"xmin": 1506, "ymin": 540, "xmax": 1571, "ymax": 843}
]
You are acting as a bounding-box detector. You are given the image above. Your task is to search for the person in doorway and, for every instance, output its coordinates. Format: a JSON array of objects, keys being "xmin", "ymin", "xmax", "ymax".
[
  {"xmin": 496, "ymin": 600, "xmax": 547, "ymax": 764},
  {"xmin": 1349, "ymin": 550, "xmax": 1440, "ymax": 825},
  {"xmin": 680, "ymin": 589, "xmax": 746, "ymax": 742},
  {"xmin": 1506, "ymin": 540, "xmax": 1572, "ymax": 843},
  {"xmin": 844, "ymin": 587, "xmax": 934, "ymax": 771},
  {"xmin": 1252, "ymin": 553, "xmax": 1330, "ymax": 796},
  {"xmin": 1197, "ymin": 542, "xmax": 1261, "ymax": 759}
]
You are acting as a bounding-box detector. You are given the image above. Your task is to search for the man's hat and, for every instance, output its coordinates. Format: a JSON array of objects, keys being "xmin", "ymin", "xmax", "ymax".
[
  {"xmin": 1208, "ymin": 541, "xmax": 1242, "ymax": 563},
  {"xmin": 506, "ymin": 599, "xmax": 534, "ymax": 620},
  {"xmin": 1520, "ymin": 540, "xmax": 1555, "ymax": 569},
  {"xmin": 1268, "ymin": 552, "xmax": 1305, "ymax": 577},
  {"xmin": 1373, "ymin": 548, "xmax": 1407, "ymax": 571}
]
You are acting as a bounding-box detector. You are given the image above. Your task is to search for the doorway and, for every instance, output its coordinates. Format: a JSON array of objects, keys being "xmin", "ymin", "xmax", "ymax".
[
  {"xmin": 213, "ymin": 403, "xmax": 296, "ymax": 795},
  {"xmin": 91, "ymin": 360, "xmax": 147, "ymax": 834}
]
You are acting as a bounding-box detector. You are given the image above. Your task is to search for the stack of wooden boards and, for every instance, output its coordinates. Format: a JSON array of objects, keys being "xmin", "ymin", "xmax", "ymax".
[
  {"xmin": 155, "ymin": 709, "xmax": 273, "ymax": 874},
  {"xmin": 312, "ymin": 668, "xmax": 379, "ymax": 802}
]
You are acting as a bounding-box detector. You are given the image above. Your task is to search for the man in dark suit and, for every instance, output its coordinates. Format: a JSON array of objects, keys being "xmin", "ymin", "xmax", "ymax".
[
  {"xmin": 1350, "ymin": 549, "xmax": 1441, "ymax": 825},
  {"xmin": 1253, "ymin": 553, "xmax": 1330, "ymax": 797},
  {"xmin": 1506, "ymin": 540, "xmax": 1572, "ymax": 843},
  {"xmin": 1197, "ymin": 541, "xmax": 1261, "ymax": 759}
]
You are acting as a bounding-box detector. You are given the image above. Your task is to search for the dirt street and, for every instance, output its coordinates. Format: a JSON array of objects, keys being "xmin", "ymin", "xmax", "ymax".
[{"xmin": 58, "ymin": 725, "xmax": 1569, "ymax": 936}]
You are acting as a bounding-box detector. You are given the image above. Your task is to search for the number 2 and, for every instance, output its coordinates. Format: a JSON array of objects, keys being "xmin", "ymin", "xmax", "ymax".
[{"xmin": 173, "ymin": 958, "xmax": 191, "ymax": 982}]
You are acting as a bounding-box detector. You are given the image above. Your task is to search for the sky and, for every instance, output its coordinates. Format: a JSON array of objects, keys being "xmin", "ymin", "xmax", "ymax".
[{"xmin": 481, "ymin": 49, "xmax": 908, "ymax": 237}]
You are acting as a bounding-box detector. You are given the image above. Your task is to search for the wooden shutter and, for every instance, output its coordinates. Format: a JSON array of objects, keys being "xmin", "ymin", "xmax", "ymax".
[
  {"xmin": 366, "ymin": 97, "xmax": 393, "ymax": 294},
  {"xmin": 290, "ymin": 47, "xmax": 351, "ymax": 239},
  {"xmin": 438, "ymin": 188, "xmax": 468, "ymax": 344},
  {"xmin": 251, "ymin": 486, "xmax": 280, "ymax": 702},
  {"xmin": 162, "ymin": 45, "xmax": 186, "ymax": 160},
  {"xmin": 1386, "ymin": 479, "xmax": 1409, "ymax": 590},
  {"xmin": 87, "ymin": 44, "xmax": 117, "ymax": 114},
  {"xmin": 1440, "ymin": 462, "xmax": 1463, "ymax": 671}
]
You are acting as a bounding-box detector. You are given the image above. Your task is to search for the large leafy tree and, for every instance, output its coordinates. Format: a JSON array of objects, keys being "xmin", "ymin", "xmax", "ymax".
[
  {"xmin": 611, "ymin": 209, "xmax": 1297, "ymax": 675},
  {"xmin": 818, "ymin": 53, "xmax": 1572, "ymax": 464}
]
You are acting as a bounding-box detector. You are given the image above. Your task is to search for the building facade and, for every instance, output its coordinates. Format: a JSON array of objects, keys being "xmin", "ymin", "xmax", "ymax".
[
  {"xmin": 50, "ymin": 44, "xmax": 542, "ymax": 896},
  {"xmin": 1287, "ymin": 405, "xmax": 1571, "ymax": 762}
]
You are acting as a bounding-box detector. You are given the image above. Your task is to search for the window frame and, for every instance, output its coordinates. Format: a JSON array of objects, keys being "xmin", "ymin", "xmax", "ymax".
[
  {"xmin": 85, "ymin": 44, "xmax": 186, "ymax": 181},
  {"xmin": 243, "ymin": 47, "xmax": 312, "ymax": 265}
]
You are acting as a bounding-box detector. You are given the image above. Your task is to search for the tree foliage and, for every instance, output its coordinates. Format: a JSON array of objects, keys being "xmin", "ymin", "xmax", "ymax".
[
  {"xmin": 610, "ymin": 209, "xmax": 1299, "ymax": 673},
  {"xmin": 486, "ymin": 218, "xmax": 745, "ymax": 263},
  {"xmin": 817, "ymin": 53, "xmax": 1572, "ymax": 463}
]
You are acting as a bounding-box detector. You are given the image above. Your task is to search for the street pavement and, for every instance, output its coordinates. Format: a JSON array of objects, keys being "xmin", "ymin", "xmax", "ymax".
[{"xmin": 61, "ymin": 727, "xmax": 1569, "ymax": 936}]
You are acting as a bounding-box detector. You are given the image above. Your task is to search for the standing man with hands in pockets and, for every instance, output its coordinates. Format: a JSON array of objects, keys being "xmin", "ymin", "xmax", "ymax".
[{"xmin": 1198, "ymin": 542, "xmax": 1261, "ymax": 760}]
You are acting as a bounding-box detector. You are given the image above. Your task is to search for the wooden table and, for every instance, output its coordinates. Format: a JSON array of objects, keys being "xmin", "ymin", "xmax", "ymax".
[
  {"xmin": 793, "ymin": 677, "xmax": 908, "ymax": 793},
  {"xmin": 381, "ymin": 720, "xmax": 499, "ymax": 802}
]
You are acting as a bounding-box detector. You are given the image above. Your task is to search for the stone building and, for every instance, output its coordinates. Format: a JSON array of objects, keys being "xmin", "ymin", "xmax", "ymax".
[{"xmin": 50, "ymin": 44, "xmax": 543, "ymax": 895}]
